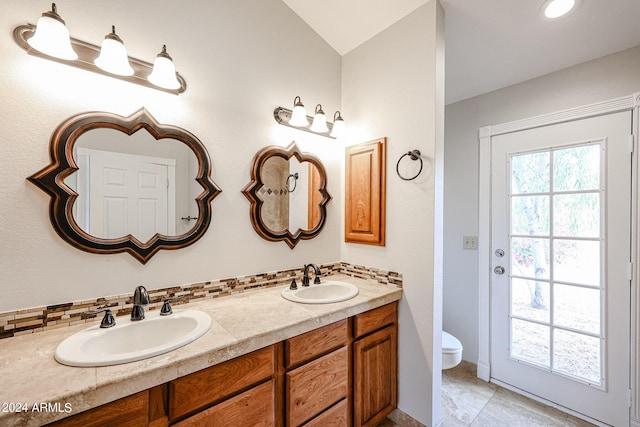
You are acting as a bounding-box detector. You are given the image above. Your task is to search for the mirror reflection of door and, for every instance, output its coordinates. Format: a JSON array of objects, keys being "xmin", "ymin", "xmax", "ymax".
[
  {"xmin": 287, "ymin": 158, "xmax": 309, "ymax": 232},
  {"xmin": 74, "ymin": 148, "xmax": 173, "ymax": 242},
  {"xmin": 64, "ymin": 127, "xmax": 200, "ymax": 243},
  {"xmin": 259, "ymin": 157, "xmax": 322, "ymax": 233}
]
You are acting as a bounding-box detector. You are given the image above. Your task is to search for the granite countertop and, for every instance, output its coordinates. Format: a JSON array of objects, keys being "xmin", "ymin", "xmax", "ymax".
[{"xmin": 0, "ymin": 274, "xmax": 402, "ymax": 426}]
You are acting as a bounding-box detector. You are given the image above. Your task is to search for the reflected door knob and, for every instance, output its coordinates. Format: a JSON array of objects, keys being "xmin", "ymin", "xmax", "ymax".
[{"xmin": 494, "ymin": 266, "xmax": 505, "ymax": 275}]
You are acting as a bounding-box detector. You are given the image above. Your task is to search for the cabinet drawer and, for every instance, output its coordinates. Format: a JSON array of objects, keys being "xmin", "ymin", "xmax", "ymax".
[
  {"xmin": 46, "ymin": 390, "xmax": 149, "ymax": 427},
  {"xmin": 169, "ymin": 345, "xmax": 275, "ymax": 421},
  {"xmin": 353, "ymin": 302, "xmax": 397, "ymax": 339},
  {"xmin": 174, "ymin": 380, "xmax": 275, "ymax": 427},
  {"xmin": 303, "ymin": 399, "xmax": 349, "ymax": 427},
  {"xmin": 285, "ymin": 319, "xmax": 348, "ymax": 368},
  {"xmin": 286, "ymin": 346, "xmax": 349, "ymax": 426}
]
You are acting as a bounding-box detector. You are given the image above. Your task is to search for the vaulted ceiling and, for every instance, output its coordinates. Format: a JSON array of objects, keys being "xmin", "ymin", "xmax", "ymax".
[{"xmin": 282, "ymin": 0, "xmax": 640, "ymax": 104}]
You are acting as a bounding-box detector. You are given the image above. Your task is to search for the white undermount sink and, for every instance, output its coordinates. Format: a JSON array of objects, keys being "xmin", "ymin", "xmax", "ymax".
[
  {"xmin": 281, "ymin": 280, "xmax": 359, "ymax": 304},
  {"xmin": 55, "ymin": 309, "xmax": 212, "ymax": 367}
]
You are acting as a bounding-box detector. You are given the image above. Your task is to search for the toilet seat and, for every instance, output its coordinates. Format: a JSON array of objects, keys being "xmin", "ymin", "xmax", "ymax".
[
  {"xmin": 442, "ymin": 331, "xmax": 463, "ymax": 353},
  {"xmin": 442, "ymin": 331, "xmax": 463, "ymax": 369}
]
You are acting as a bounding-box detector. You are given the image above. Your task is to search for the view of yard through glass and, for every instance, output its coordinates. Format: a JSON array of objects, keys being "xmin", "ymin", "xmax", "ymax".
[{"xmin": 508, "ymin": 143, "xmax": 603, "ymax": 385}]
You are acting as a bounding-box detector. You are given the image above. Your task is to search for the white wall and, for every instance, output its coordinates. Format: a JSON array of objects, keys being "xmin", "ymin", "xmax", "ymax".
[
  {"xmin": 0, "ymin": 0, "xmax": 343, "ymax": 312},
  {"xmin": 341, "ymin": 2, "xmax": 445, "ymax": 425},
  {"xmin": 2, "ymin": 2, "xmax": 446, "ymax": 424},
  {"xmin": 443, "ymin": 45, "xmax": 640, "ymax": 364}
]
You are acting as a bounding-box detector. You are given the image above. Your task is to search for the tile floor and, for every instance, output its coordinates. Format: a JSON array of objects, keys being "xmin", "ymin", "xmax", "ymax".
[
  {"xmin": 376, "ymin": 360, "xmax": 597, "ymax": 426},
  {"xmin": 441, "ymin": 361, "xmax": 595, "ymax": 426}
]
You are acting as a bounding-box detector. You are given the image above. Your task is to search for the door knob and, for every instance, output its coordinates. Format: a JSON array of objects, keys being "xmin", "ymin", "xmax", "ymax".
[{"xmin": 494, "ymin": 266, "xmax": 505, "ymax": 275}]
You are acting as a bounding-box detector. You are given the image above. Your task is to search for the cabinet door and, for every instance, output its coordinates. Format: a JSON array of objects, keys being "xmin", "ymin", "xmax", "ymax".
[
  {"xmin": 353, "ymin": 324, "xmax": 397, "ymax": 427},
  {"xmin": 345, "ymin": 138, "xmax": 386, "ymax": 245}
]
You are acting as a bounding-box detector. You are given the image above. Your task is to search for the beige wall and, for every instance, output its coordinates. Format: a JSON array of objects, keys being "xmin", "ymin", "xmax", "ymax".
[{"xmin": 341, "ymin": 2, "xmax": 445, "ymax": 425}]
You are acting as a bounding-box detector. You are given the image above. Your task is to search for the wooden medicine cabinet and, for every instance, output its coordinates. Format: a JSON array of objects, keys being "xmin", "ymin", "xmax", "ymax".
[{"xmin": 345, "ymin": 138, "xmax": 386, "ymax": 246}]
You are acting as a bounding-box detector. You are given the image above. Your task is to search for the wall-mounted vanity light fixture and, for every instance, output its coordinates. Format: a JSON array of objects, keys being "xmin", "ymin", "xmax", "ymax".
[
  {"xmin": 273, "ymin": 96, "xmax": 346, "ymax": 139},
  {"xmin": 13, "ymin": 3, "xmax": 186, "ymax": 94}
]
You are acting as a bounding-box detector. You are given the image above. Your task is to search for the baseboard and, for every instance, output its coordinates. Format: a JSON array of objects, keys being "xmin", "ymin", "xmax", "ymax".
[
  {"xmin": 631, "ymin": 416, "xmax": 640, "ymax": 427},
  {"xmin": 476, "ymin": 359, "xmax": 490, "ymax": 381}
]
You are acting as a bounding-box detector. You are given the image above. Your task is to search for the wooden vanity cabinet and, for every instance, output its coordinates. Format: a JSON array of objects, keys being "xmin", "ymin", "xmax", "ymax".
[
  {"xmin": 45, "ymin": 302, "xmax": 398, "ymax": 427},
  {"xmin": 353, "ymin": 302, "xmax": 398, "ymax": 427}
]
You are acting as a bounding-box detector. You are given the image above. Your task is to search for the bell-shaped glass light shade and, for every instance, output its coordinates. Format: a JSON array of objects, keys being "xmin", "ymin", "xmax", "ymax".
[
  {"xmin": 27, "ymin": 3, "xmax": 78, "ymax": 60},
  {"xmin": 310, "ymin": 104, "xmax": 328, "ymax": 133},
  {"xmin": 289, "ymin": 96, "xmax": 309, "ymax": 127},
  {"xmin": 94, "ymin": 26, "xmax": 134, "ymax": 76},
  {"xmin": 544, "ymin": 0, "xmax": 575, "ymax": 18},
  {"xmin": 148, "ymin": 45, "xmax": 181, "ymax": 90},
  {"xmin": 330, "ymin": 111, "xmax": 346, "ymax": 138}
]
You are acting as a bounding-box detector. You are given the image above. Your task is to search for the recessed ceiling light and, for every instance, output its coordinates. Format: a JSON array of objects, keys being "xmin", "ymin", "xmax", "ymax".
[{"xmin": 542, "ymin": 0, "xmax": 578, "ymax": 19}]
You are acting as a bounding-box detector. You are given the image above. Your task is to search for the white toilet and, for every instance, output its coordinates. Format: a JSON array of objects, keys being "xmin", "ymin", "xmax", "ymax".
[{"xmin": 442, "ymin": 331, "xmax": 463, "ymax": 370}]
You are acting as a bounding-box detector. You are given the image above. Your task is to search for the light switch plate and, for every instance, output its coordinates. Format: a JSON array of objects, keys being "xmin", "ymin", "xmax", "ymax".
[{"xmin": 463, "ymin": 235, "xmax": 478, "ymax": 250}]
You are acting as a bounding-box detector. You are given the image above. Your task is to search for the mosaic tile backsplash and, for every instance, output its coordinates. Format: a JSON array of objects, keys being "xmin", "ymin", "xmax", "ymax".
[{"xmin": 0, "ymin": 262, "xmax": 401, "ymax": 340}]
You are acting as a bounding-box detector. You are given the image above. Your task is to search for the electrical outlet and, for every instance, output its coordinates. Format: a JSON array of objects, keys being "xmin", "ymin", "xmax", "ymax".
[{"xmin": 463, "ymin": 236, "xmax": 478, "ymax": 250}]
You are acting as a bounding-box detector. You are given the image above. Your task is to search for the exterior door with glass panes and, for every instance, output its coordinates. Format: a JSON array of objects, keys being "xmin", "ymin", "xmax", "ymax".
[{"xmin": 490, "ymin": 111, "xmax": 631, "ymax": 426}]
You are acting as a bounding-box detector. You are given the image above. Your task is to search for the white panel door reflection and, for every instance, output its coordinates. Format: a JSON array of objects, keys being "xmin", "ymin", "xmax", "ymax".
[{"xmin": 77, "ymin": 148, "xmax": 175, "ymax": 243}]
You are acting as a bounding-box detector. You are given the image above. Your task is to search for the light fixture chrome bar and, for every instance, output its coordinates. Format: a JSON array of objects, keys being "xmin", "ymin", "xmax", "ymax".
[
  {"xmin": 13, "ymin": 24, "xmax": 187, "ymax": 95},
  {"xmin": 273, "ymin": 106, "xmax": 336, "ymax": 139}
]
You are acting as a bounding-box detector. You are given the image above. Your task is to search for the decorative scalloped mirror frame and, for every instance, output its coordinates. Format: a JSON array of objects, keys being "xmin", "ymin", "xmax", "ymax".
[
  {"xmin": 242, "ymin": 142, "xmax": 332, "ymax": 249},
  {"xmin": 28, "ymin": 108, "xmax": 222, "ymax": 264}
]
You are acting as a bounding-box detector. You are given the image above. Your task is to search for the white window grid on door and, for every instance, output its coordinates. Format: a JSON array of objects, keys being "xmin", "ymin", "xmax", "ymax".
[{"xmin": 506, "ymin": 139, "xmax": 607, "ymax": 389}]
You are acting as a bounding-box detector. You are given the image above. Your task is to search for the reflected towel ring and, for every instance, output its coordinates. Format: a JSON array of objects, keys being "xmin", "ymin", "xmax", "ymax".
[
  {"xmin": 286, "ymin": 172, "xmax": 299, "ymax": 193},
  {"xmin": 396, "ymin": 150, "xmax": 423, "ymax": 181}
]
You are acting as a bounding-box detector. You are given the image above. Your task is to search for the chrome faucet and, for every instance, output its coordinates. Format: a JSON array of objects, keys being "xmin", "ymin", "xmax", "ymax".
[
  {"xmin": 302, "ymin": 264, "xmax": 322, "ymax": 286},
  {"xmin": 131, "ymin": 286, "xmax": 150, "ymax": 321}
]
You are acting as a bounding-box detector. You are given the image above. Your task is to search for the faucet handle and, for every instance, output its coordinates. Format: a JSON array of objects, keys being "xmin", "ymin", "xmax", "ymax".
[
  {"xmin": 86, "ymin": 308, "xmax": 115, "ymax": 328},
  {"xmin": 133, "ymin": 286, "xmax": 150, "ymax": 305},
  {"xmin": 314, "ymin": 275, "xmax": 321, "ymax": 285},
  {"xmin": 160, "ymin": 296, "xmax": 185, "ymax": 316},
  {"xmin": 289, "ymin": 278, "xmax": 298, "ymax": 290}
]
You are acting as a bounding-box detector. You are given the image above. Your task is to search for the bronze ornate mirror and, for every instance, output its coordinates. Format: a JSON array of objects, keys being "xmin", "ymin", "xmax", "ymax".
[
  {"xmin": 242, "ymin": 142, "xmax": 331, "ymax": 248},
  {"xmin": 28, "ymin": 108, "xmax": 222, "ymax": 263}
]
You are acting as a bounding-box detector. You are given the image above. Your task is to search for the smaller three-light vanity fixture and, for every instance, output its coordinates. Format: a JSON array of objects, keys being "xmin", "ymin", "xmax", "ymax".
[
  {"xmin": 274, "ymin": 96, "xmax": 346, "ymax": 139},
  {"xmin": 13, "ymin": 3, "xmax": 186, "ymax": 94}
]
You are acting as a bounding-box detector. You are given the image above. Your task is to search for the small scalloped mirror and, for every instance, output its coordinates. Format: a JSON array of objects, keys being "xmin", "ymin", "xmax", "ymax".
[{"xmin": 242, "ymin": 142, "xmax": 331, "ymax": 248}]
